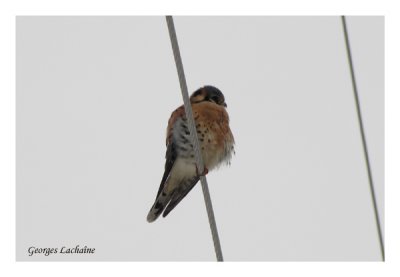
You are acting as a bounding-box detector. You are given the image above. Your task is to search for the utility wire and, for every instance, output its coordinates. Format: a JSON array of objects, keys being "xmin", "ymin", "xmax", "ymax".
[
  {"xmin": 165, "ymin": 15, "xmax": 224, "ymax": 262},
  {"xmin": 341, "ymin": 15, "xmax": 385, "ymax": 261}
]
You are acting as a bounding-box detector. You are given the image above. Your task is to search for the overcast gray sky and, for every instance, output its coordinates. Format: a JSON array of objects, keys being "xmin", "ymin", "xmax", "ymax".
[{"xmin": 16, "ymin": 16, "xmax": 383, "ymax": 261}]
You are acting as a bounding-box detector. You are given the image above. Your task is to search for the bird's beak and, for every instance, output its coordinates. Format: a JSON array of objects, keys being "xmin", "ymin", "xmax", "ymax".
[{"xmin": 223, "ymin": 102, "xmax": 227, "ymax": 108}]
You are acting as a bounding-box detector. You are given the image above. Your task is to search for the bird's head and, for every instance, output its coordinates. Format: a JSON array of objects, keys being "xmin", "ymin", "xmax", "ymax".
[{"xmin": 190, "ymin": 85, "xmax": 227, "ymax": 108}]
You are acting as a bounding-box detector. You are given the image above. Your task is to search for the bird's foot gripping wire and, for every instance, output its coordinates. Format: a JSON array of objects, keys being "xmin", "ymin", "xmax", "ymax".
[{"xmin": 195, "ymin": 164, "xmax": 209, "ymax": 177}]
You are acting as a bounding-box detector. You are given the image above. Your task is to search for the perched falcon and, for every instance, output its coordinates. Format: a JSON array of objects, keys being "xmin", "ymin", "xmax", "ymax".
[{"xmin": 147, "ymin": 85, "xmax": 235, "ymax": 222}]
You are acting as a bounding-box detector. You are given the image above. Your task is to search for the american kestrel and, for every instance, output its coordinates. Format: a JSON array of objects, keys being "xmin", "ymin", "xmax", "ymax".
[{"xmin": 147, "ymin": 85, "xmax": 235, "ymax": 222}]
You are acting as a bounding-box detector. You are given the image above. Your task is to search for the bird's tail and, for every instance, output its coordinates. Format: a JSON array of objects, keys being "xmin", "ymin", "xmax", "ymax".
[{"xmin": 146, "ymin": 192, "xmax": 170, "ymax": 223}]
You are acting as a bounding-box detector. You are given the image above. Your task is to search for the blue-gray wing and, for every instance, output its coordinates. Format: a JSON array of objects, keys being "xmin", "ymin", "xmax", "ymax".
[{"xmin": 162, "ymin": 176, "xmax": 200, "ymax": 218}]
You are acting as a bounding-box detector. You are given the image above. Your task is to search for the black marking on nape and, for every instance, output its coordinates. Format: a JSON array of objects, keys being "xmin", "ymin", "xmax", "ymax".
[
  {"xmin": 192, "ymin": 88, "xmax": 203, "ymax": 97},
  {"xmin": 203, "ymin": 85, "xmax": 224, "ymax": 98}
]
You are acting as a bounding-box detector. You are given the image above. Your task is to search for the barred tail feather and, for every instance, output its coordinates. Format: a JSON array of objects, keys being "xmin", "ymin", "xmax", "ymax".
[
  {"xmin": 147, "ymin": 192, "xmax": 170, "ymax": 223},
  {"xmin": 162, "ymin": 176, "xmax": 199, "ymax": 218}
]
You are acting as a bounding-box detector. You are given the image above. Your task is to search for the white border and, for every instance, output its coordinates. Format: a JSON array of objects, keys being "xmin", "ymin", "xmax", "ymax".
[{"xmin": 1, "ymin": 0, "xmax": 399, "ymax": 276}]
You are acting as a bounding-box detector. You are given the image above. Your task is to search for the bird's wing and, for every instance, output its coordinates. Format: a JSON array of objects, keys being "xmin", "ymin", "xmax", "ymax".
[
  {"xmin": 155, "ymin": 142, "xmax": 176, "ymax": 198},
  {"xmin": 162, "ymin": 175, "xmax": 200, "ymax": 218},
  {"xmin": 155, "ymin": 106, "xmax": 186, "ymax": 199}
]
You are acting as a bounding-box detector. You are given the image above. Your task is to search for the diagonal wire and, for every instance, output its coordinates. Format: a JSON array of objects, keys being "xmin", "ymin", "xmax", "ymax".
[
  {"xmin": 165, "ymin": 15, "xmax": 224, "ymax": 262},
  {"xmin": 341, "ymin": 15, "xmax": 385, "ymax": 261}
]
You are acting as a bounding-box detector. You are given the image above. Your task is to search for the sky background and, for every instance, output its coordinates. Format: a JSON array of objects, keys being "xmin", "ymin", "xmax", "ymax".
[{"xmin": 16, "ymin": 16, "xmax": 384, "ymax": 261}]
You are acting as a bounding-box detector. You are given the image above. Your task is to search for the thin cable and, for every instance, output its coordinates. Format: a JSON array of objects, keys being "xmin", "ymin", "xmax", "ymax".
[
  {"xmin": 165, "ymin": 15, "xmax": 224, "ymax": 262},
  {"xmin": 341, "ymin": 16, "xmax": 385, "ymax": 261}
]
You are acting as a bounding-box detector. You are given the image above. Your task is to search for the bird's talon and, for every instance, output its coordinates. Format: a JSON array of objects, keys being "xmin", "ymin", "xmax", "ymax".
[{"xmin": 195, "ymin": 164, "xmax": 209, "ymax": 177}]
